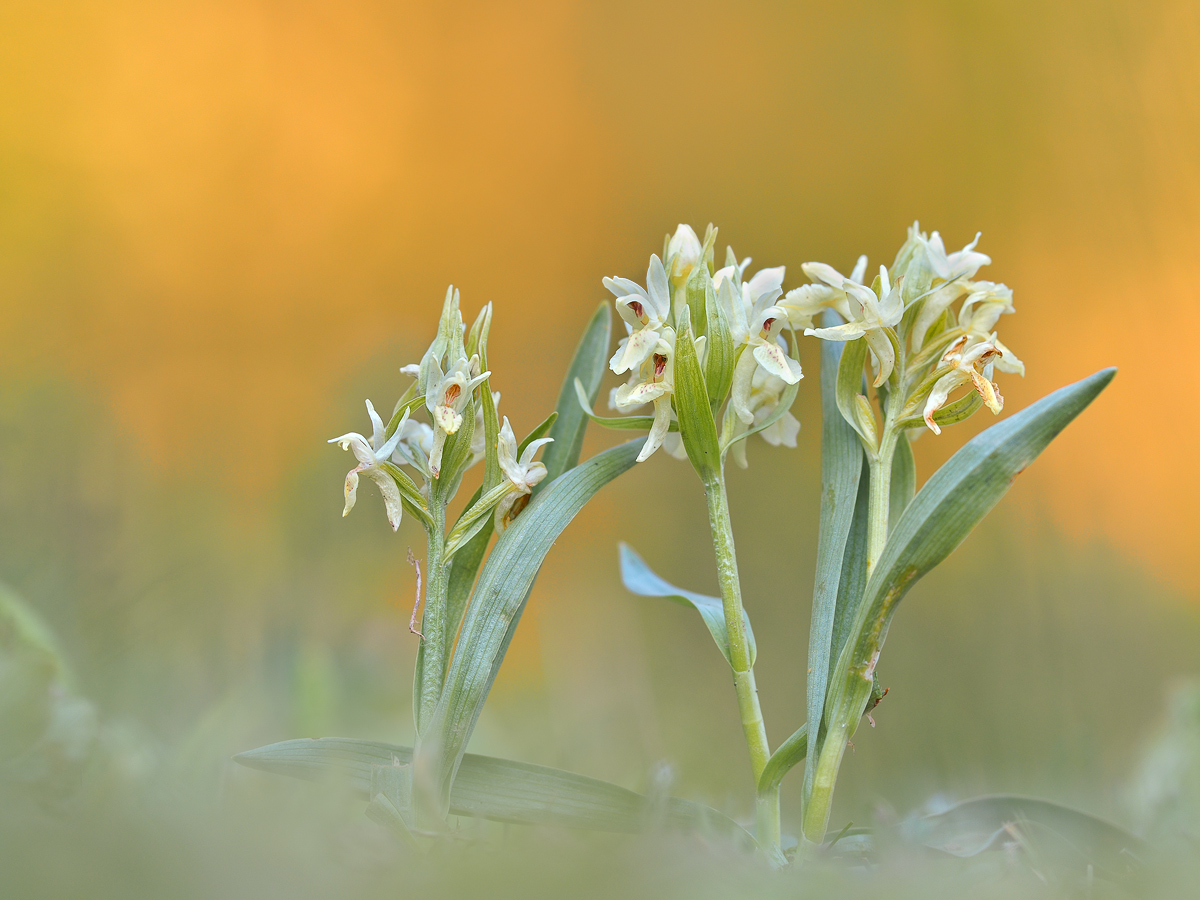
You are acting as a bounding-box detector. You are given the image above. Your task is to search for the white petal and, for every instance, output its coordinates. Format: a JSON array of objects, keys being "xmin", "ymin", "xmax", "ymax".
[
  {"xmin": 752, "ymin": 339, "xmax": 801, "ymax": 384},
  {"xmin": 800, "ymin": 262, "xmax": 846, "ymax": 289},
  {"xmin": 603, "ymin": 276, "xmax": 648, "ymax": 301},
  {"xmin": 519, "ymin": 437, "xmax": 554, "ymax": 468},
  {"xmin": 804, "ymin": 322, "xmax": 866, "ymax": 342},
  {"xmin": 849, "ymin": 255, "xmax": 868, "ymax": 284},
  {"xmin": 342, "ymin": 467, "xmax": 360, "ymax": 516},
  {"xmin": 865, "ymin": 329, "xmax": 896, "ymax": 386},
  {"xmin": 609, "ymin": 327, "xmax": 657, "ymax": 375},
  {"xmin": 364, "ymin": 466, "xmax": 404, "ymax": 531},
  {"xmin": 729, "ymin": 352, "xmax": 759, "ymax": 424},
  {"xmin": 636, "ymin": 397, "xmax": 672, "ymax": 462},
  {"xmin": 747, "ymin": 265, "xmax": 786, "ymax": 299},
  {"xmin": 645, "ymin": 255, "xmax": 671, "ymax": 319}
]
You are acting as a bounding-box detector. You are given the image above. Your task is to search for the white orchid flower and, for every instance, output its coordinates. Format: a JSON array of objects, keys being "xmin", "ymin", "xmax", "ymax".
[
  {"xmin": 716, "ymin": 261, "xmax": 802, "ymax": 424},
  {"xmin": 805, "ymin": 266, "xmax": 904, "ymax": 387},
  {"xmin": 956, "ymin": 283, "xmax": 1026, "ymax": 376},
  {"xmin": 390, "ymin": 416, "xmax": 435, "ymax": 480},
  {"xmin": 909, "ymin": 230, "xmax": 993, "ymax": 350},
  {"xmin": 611, "ymin": 327, "xmax": 678, "ymax": 462},
  {"xmin": 922, "ymin": 336, "xmax": 1005, "ymax": 434},
  {"xmin": 779, "ymin": 255, "xmax": 868, "ymax": 331},
  {"xmin": 426, "ymin": 354, "xmax": 490, "ymax": 478},
  {"xmin": 728, "ymin": 367, "xmax": 801, "ymax": 469},
  {"xmin": 328, "ymin": 400, "xmax": 407, "ymax": 531},
  {"xmin": 493, "ymin": 416, "xmax": 554, "ymax": 532},
  {"xmin": 605, "ymin": 255, "xmax": 672, "ymax": 376}
]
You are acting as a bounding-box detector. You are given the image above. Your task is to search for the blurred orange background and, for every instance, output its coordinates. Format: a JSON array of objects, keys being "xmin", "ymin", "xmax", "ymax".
[{"xmin": 2, "ymin": 0, "xmax": 1198, "ymax": 826}]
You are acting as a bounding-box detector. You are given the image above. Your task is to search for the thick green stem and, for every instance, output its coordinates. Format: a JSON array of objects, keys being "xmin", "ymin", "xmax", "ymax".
[
  {"xmin": 416, "ymin": 503, "xmax": 450, "ymax": 734},
  {"xmin": 704, "ymin": 473, "xmax": 777, "ymax": 853}
]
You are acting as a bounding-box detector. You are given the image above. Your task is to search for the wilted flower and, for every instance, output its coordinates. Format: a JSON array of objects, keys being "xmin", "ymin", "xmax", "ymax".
[
  {"xmin": 908, "ymin": 229, "xmax": 993, "ymax": 350},
  {"xmin": 605, "ymin": 255, "xmax": 672, "ymax": 376},
  {"xmin": 922, "ymin": 336, "xmax": 1005, "ymax": 434},
  {"xmin": 805, "ymin": 266, "xmax": 904, "ymax": 386},
  {"xmin": 493, "ymin": 417, "xmax": 553, "ymax": 531},
  {"xmin": 328, "ymin": 400, "xmax": 407, "ymax": 531}
]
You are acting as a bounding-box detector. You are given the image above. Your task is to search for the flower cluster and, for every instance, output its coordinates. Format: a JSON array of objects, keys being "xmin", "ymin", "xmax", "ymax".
[
  {"xmin": 600, "ymin": 224, "xmax": 803, "ymax": 468},
  {"xmin": 328, "ymin": 286, "xmax": 551, "ymax": 534},
  {"xmin": 794, "ymin": 222, "xmax": 1025, "ymax": 441}
]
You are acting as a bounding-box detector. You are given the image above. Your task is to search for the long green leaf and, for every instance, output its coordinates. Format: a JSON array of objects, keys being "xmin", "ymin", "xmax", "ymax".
[
  {"xmin": 618, "ymin": 543, "xmax": 755, "ymax": 668},
  {"xmin": 758, "ymin": 724, "xmax": 807, "ymax": 797},
  {"xmin": 538, "ymin": 302, "xmax": 611, "ymax": 489},
  {"xmin": 835, "ymin": 337, "xmax": 873, "ymax": 451},
  {"xmin": 416, "ymin": 440, "xmax": 643, "ymax": 815},
  {"xmin": 905, "ymin": 795, "xmax": 1144, "ymax": 885},
  {"xmin": 825, "ymin": 368, "xmax": 1117, "ymax": 739},
  {"xmin": 236, "ymin": 737, "xmax": 753, "ymax": 846},
  {"xmin": 801, "ymin": 313, "xmax": 864, "ymax": 804}
]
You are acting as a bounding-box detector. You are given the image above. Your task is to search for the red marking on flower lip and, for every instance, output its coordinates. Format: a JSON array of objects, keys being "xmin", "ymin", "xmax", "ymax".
[
  {"xmin": 629, "ymin": 300, "xmax": 646, "ymax": 321},
  {"xmin": 760, "ymin": 317, "xmax": 776, "ymax": 337},
  {"xmin": 444, "ymin": 384, "xmax": 461, "ymax": 403},
  {"xmin": 653, "ymin": 353, "xmax": 667, "ymax": 378}
]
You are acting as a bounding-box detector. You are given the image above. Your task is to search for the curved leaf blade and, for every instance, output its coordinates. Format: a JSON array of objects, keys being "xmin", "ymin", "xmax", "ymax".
[
  {"xmin": 236, "ymin": 737, "xmax": 753, "ymax": 846},
  {"xmin": 618, "ymin": 543, "xmax": 756, "ymax": 668},
  {"xmin": 826, "ymin": 368, "xmax": 1117, "ymax": 729},
  {"xmin": 803, "ymin": 313, "xmax": 864, "ymax": 804},
  {"xmin": 417, "ymin": 439, "xmax": 643, "ymax": 814},
  {"xmin": 538, "ymin": 302, "xmax": 611, "ymax": 489}
]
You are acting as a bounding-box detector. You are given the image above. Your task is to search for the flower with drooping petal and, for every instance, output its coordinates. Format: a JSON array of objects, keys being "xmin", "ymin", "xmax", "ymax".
[
  {"xmin": 426, "ymin": 354, "xmax": 490, "ymax": 478},
  {"xmin": 391, "ymin": 416, "xmax": 435, "ymax": 481},
  {"xmin": 611, "ymin": 327, "xmax": 678, "ymax": 462},
  {"xmin": 727, "ymin": 367, "xmax": 801, "ymax": 469},
  {"xmin": 716, "ymin": 260, "xmax": 802, "ymax": 423},
  {"xmin": 922, "ymin": 336, "xmax": 1005, "ymax": 434},
  {"xmin": 805, "ymin": 266, "xmax": 904, "ymax": 387},
  {"xmin": 328, "ymin": 400, "xmax": 407, "ymax": 531},
  {"xmin": 493, "ymin": 416, "xmax": 553, "ymax": 531},
  {"xmin": 605, "ymin": 255, "xmax": 672, "ymax": 375},
  {"xmin": 779, "ymin": 255, "xmax": 868, "ymax": 331},
  {"xmin": 955, "ymin": 283, "xmax": 1026, "ymax": 376}
]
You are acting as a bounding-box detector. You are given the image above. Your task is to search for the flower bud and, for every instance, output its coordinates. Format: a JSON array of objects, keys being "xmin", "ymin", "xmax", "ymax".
[{"xmin": 666, "ymin": 224, "xmax": 702, "ymax": 290}]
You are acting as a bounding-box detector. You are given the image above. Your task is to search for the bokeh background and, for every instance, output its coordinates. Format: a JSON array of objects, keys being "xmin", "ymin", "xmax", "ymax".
[{"xmin": 2, "ymin": 0, "xmax": 1199, "ymax": 895}]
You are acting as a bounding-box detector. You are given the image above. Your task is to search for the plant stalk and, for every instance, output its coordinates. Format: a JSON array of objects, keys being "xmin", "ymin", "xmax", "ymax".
[
  {"xmin": 416, "ymin": 501, "xmax": 450, "ymax": 734},
  {"xmin": 704, "ymin": 472, "xmax": 778, "ymax": 854},
  {"xmin": 802, "ymin": 382, "xmax": 901, "ymax": 847}
]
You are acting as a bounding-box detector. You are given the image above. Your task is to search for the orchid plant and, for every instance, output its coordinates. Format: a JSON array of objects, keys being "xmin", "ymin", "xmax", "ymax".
[{"xmin": 238, "ymin": 222, "xmax": 1133, "ymax": 881}]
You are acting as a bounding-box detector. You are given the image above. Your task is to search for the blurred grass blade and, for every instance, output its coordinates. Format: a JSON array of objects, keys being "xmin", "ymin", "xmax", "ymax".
[
  {"xmin": 417, "ymin": 440, "xmax": 643, "ymax": 815},
  {"xmin": 803, "ymin": 313, "xmax": 864, "ymax": 804},
  {"xmin": 826, "ymin": 368, "xmax": 1116, "ymax": 729},
  {"xmin": 236, "ymin": 737, "xmax": 754, "ymax": 846},
  {"xmin": 888, "ymin": 432, "xmax": 916, "ymax": 532},
  {"xmin": 538, "ymin": 302, "xmax": 611, "ymax": 489},
  {"xmin": 904, "ymin": 795, "xmax": 1144, "ymax": 885},
  {"xmin": 618, "ymin": 542, "xmax": 756, "ymax": 668}
]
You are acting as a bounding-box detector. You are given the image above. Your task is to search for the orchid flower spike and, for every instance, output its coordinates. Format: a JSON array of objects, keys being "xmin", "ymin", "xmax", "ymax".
[
  {"xmin": 779, "ymin": 255, "xmax": 868, "ymax": 331},
  {"xmin": 805, "ymin": 265, "xmax": 904, "ymax": 387},
  {"xmin": 908, "ymin": 230, "xmax": 994, "ymax": 350},
  {"xmin": 611, "ymin": 327, "xmax": 678, "ymax": 462},
  {"xmin": 493, "ymin": 416, "xmax": 553, "ymax": 532},
  {"xmin": 605, "ymin": 255, "xmax": 672, "ymax": 376},
  {"xmin": 328, "ymin": 400, "xmax": 407, "ymax": 531},
  {"xmin": 716, "ymin": 260, "xmax": 802, "ymax": 424},
  {"xmin": 922, "ymin": 336, "xmax": 1005, "ymax": 434}
]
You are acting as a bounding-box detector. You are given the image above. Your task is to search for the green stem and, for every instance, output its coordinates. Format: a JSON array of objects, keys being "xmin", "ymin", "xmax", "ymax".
[
  {"xmin": 802, "ymin": 386, "xmax": 901, "ymax": 847},
  {"xmin": 416, "ymin": 502, "xmax": 449, "ymax": 734},
  {"xmin": 704, "ymin": 472, "xmax": 777, "ymax": 854}
]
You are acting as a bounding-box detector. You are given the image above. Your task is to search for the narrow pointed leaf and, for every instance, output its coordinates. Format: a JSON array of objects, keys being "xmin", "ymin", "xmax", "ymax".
[
  {"xmin": 835, "ymin": 336, "xmax": 874, "ymax": 453},
  {"xmin": 618, "ymin": 543, "xmax": 755, "ymax": 668},
  {"xmin": 803, "ymin": 311, "xmax": 865, "ymax": 806},
  {"xmin": 573, "ymin": 380, "xmax": 669, "ymax": 431},
  {"xmin": 825, "ymin": 368, "xmax": 1116, "ymax": 737},
  {"xmin": 538, "ymin": 302, "xmax": 611, "ymax": 489},
  {"xmin": 416, "ymin": 440, "xmax": 643, "ymax": 814},
  {"xmin": 236, "ymin": 737, "xmax": 753, "ymax": 846}
]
